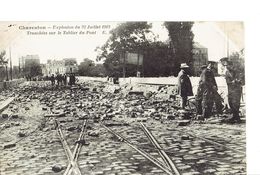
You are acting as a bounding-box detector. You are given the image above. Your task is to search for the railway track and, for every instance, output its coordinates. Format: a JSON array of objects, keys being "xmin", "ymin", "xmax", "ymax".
[
  {"xmin": 101, "ymin": 122, "xmax": 177, "ymax": 175},
  {"xmin": 99, "ymin": 121, "xmax": 246, "ymax": 174},
  {"xmin": 55, "ymin": 119, "xmax": 88, "ymax": 175}
]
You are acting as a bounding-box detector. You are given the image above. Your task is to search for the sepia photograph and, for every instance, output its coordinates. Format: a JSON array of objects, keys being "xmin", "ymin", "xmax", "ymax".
[{"xmin": 0, "ymin": 21, "xmax": 246, "ymax": 175}]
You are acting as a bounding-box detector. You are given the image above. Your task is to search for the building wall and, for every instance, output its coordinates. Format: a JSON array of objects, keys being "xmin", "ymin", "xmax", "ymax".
[
  {"xmin": 192, "ymin": 47, "xmax": 208, "ymax": 76},
  {"xmin": 44, "ymin": 58, "xmax": 78, "ymax": 76}
]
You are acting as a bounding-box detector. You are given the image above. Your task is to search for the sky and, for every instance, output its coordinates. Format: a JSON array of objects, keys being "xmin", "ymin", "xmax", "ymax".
[{"xmin": 0, "ymin": 21, "xmax": 244, "ymax": 66}]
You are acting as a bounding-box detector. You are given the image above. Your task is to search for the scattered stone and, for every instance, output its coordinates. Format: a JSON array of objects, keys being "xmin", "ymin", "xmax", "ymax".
[
  {"xmin": 75, "ymin": 140, "xmax": 90, "ymax": 145},
  {"xmin": 42, "ymin": 128, "xmax": 49, "ymax": 132},
  {"xmin": 169, "ymin": 94, "xmax": 176, "ymax": 100},
  {"xmin": 128, "ymin": 91, "xmax": 144, "ymax": 96},
  {"xmin": 3, "ymin": 123, "xmax": 11, "ymax": 128},
  {"xmin": 12, "ymin": 122, "xmax": 21, "ymax": 126},
  {"xmin": 2, "ymin": 113, "xmax": 9, "ymax": 119},
  {"xmin": 67, "ymin": 126, "xmax": 77, "ymax": 131},
  {"xmin": 177, "ymin": 120, "xmax": 190, "ymax": 126},
  {"xmin": 88, "ymin": 130, "xmax": 99, "ymax": 137},
  {"xmin": 178, "ymin": 110, "xmax": 191, "ymax": 120},
  {"xmin": 18, "ymin": 131, "xmax": 26, "ymax": 137},
  {"xmin": 153, "ymin": 113, "xmax": 161, "ymax": 120},
  {"xmin": 11, "ymin": 114, "xmax": 19, "ymax": 119},
  {"xmin": 92, "ymin": 87, "xmax": 97, "ymax": 92},
  {"xmin": 3, "ymin": 142, "xmax": 16, "ymax": 149},
  {"xmin": 203, "ymin": 169, "xmax": 216, "ymax": 173},
  {"xmin": 230, "ymin": 159, "xmax": 243, "ymax": 164},
  {"xmin": 167, "ymin": 114, "xmax": 176, "ymax": 120},
  {"xmin": 195, "ymin": 115, "xmax": 204, "ymax": 120},
  {"xmin": 52, "ymin": 165, "xmax": 64, "ymax": 173},
  {"xmin": 136, "ymin": 117, "xmax": 148, "ymax": 122},
  {"xmin": 44, "ymin": 113, "xmax": 65, "ymax": 118},
  {"xmin": 144, "ymin": 91, "xmax": 153, "ymax": 98},
  {"xmin": 106, "ymin": 120, "xmax": 129, "ymax": 126},
  {"xmin": 30, "ymin": 154, "xmax": 36, "ymax": 158},
  {"xmin": 88, "ymin": 160, "xmax": 101, "ymax": 164},
  {"xmin": 181, "ymin": 135, "xmax": 190, "ymax": 140},
  {"xmin": 113, "ymin": 88, "xmax": 120, "ymax": 93}
]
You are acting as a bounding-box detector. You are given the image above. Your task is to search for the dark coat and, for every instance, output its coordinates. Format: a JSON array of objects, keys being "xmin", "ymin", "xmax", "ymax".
[
  {"xmin": 196, "ymin": 68, "xmax": 217, "ymax": 100},
  {"xmin": 225, "ymin": 68, "xmax": 243, "ymax": 105},
  {"xmin": 177, "ymin": 69, "xmax": 193, "ymax": 97}
]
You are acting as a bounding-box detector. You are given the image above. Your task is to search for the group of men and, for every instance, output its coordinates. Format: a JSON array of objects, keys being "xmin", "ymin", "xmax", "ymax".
[
  {"xmin": 49, "ymin": 73, "xmax": 76, "ymax": 86},
  {"xmin": 177, "ymin": 59, "xmax": 244, "ymax": 123}
]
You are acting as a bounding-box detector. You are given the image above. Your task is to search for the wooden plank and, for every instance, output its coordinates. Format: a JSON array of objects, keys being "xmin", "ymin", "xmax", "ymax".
[{"xmin": 0, "ymin": 97, "xmax": 15, "ymax": 113}]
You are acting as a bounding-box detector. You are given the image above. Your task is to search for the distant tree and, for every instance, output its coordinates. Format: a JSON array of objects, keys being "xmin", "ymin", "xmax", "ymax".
[
  {"xmin": 12, "ymin": 66, "xmax": 20, "ymax": 79},
  {"xmin": 96, "ymin": 22, "xmax": 155, "ymax": 77},
  {"xmin": 229, "ymin": 49, "xmax": 245, "ymax": 85},
  {"xmin": 78, "ymin": 58, "xmax": 95, "ymax": 76},
  {"xmin": 0, "ymin": 51, "xmax": 9, "ymax": 81},
  {"xmin": 164, "ymin": 22, "xmax": 194, "ymax": 76},
  {"xmin": 143, "ymin": 41, "xmax": 173, "ymax": 77},
  {"xmin": 78, "ymin": 58, "xmax": 106, "ymax": 77},
  {"xmin": 89, "ymin": 64, "xmax": 107, "ymax": 77},
  {"xmin": 24, "ymin": 61, "xmax": 42, "ymax": 77}
]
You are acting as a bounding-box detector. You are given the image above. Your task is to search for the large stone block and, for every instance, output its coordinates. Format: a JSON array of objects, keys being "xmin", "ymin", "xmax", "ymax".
[{"xmin": 2, "ymin": 142, "xmax": 16, "ymax": 149}]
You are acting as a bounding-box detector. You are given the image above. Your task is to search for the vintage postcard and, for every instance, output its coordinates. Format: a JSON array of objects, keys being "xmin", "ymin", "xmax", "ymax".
[{"xmin": 0, "ymin": 21, "xmax": 245, "ymax": 175}]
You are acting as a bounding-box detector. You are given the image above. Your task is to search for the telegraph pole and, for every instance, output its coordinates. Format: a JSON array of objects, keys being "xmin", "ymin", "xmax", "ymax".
[
  {"xmin": 123, "ymin": 51, "xmax": 126, "ymax": 78},
  {"xmin": 227, "ymin": 32, "xmax": 229, "ymax": 58},
  {"xmin": 5, "ymin": 61, "xmax": 9, "ymax": 81},
  {"xmin": 137, "ymin": 51, "xmax": 140, "ymax": 76},
  {"xmin": 9, "ymin": 47, "xmax": 13, "ymax": 80},
  {"xmin": 225, "ymin": 23, "xmax": 229, "ymax": 58}
]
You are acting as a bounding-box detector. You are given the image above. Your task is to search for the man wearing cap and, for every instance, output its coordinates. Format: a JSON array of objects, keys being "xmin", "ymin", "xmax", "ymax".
[
  {"xmin": 197, "ymin": 63, "xmax": 218, "ymax": 118},
  {"xmin": 196, "ymin": 65, "xmax": 207, "ymax": 115},
  {"xmin": 221, "ymin": 58, "xmax": 244, "ymax": 123},
  {"xmin": 177, "ymin": 63, "xmax": 193, "ymax": 109}
]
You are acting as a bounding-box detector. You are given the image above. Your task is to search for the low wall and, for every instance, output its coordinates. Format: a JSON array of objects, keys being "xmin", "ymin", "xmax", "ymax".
[
  {"xmin": 120, "ymin": 76, "xmax": 227, "ymax": 95},
  {"xmin": 78, "ymin": 76, "xmax": 107, "ymax": 83},
  {"xmin": 74, "ymin": 76, "xmax": 246, "ymax": 105},
  {"xmin": 119, "ymin": 76, "xmax": 227, "ymax": 86},
  {"xmin": 78, "ymin": 76, "xmax": 228, "ymax": 95}
]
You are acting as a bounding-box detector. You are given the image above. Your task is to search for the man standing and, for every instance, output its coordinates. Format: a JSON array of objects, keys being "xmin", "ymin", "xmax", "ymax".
[
  {"xmin": 56, "ymin": 74, "xmax": 62, "ymax": 86},
  {"xmin": 177, "ymin": 63, "xmax": 193, "ymax": 109},
  {"xmin": 63, "ymin": 74, "xmax": 67, "ymax": 86},
  {"xmin": 222, "ymin": 58, "xmax": 244, "ymax": 122},
  {"xmin": 72, "ymin": 73, "xmax": 76, "ymax": 85},
  {"xmin": 196, "ymin": 65, "xmax": 207, "ymax": 115},
  {"xmin": 196, "ymin": 63, "xmax": 218, "ymax": 119},
  {"xmin": 50, "ymin": 74, "xmax": 55, "ymax": 86},
  {"xmin": 69, "ymin": 73, "xmax": 76, "ymax": 86}
]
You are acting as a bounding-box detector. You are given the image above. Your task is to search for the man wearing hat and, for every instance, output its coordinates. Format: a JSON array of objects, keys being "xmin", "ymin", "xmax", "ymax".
[{"xmin": 177, "ymin": 63, "xmax": 193, "ymax": 109}]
